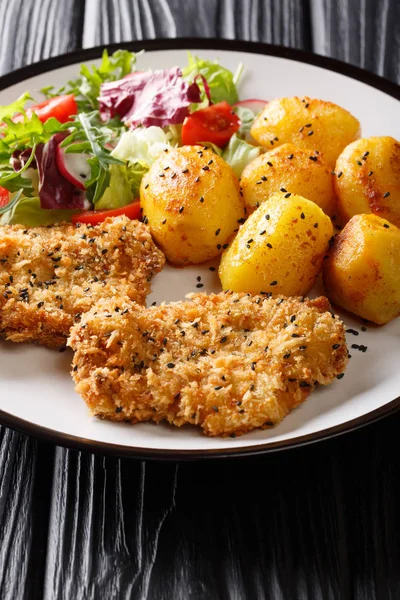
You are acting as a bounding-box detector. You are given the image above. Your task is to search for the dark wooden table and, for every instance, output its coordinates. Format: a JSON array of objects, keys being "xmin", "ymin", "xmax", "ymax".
[{"xmin": 1, "ymin": 1, "xmax": 400, "ymax": 598}]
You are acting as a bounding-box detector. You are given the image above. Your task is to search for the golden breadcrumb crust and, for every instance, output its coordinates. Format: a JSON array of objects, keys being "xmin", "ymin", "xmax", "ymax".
[
  {"xmin": 0, "ymin": 216, "xmax": 164, "ymax": 347},
  {"xmin": 68, "ymin": 292, "xmax": 348, "ymax": 437}
]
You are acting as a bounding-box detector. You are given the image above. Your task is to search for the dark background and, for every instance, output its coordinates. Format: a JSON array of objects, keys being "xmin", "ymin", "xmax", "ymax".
[{"xmin": 1, "ymin": 1, "xmax": 400, "ymax": 598}]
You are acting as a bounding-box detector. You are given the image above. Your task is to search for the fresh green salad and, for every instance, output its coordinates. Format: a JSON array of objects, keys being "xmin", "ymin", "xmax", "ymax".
[{"xmin": 0, "ymin": 49, "xmax": 266, "ymax": 227}]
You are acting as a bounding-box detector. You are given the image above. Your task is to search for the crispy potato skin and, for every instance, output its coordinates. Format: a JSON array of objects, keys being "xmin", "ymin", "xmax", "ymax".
[
  {"xmin": 140, "ymin": 145, "xmax": 245, "ymax": 265},
  {"xmin": 219, "ymin": 192, "xmax": 333, "ymax": 296},
  {"xmin": 250, "ymin": 97, "xmax": 360, "ymax": 168},
  {"xmin": 240, "ymin": 143, "xmax": 337, "ymax": 217},
  {"xmin": 323, "ymin": 214, "xmax": 400, "ymax": 324},
  {"xmin": 334, "ymin": 136, "xmax": 400, "ymax": 227}
]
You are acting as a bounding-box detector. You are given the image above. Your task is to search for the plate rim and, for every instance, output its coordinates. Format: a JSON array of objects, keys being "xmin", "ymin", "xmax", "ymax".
[{"xmin": 1, "ymin": 37, "xmax": 400, "ymax": 460}]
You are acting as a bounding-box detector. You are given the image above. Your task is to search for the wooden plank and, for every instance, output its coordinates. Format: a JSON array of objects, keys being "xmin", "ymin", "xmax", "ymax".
[
  {"xmin": 82, "ymin": 0, "xmax": 311, "ymax": 49},
  {"xmin": 0, "ymin": 1, "xmax": 85, "ymax": 598},
  {"xmin": 0, "ymin": 0, "xmax": 85, "ymax": 75},
  {"xmin": 310, "ymin": 0, "xmax": 400, "ymax": 82}
]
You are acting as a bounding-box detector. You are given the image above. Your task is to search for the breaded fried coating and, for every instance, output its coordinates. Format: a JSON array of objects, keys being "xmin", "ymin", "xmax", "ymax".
[
  {"xmin": 0, "ymin": 216, "xmax": 164, "ymax": 347},
  {"xmin": 69, "ymin": 292, "xmax": 348, "ymax": 437}
]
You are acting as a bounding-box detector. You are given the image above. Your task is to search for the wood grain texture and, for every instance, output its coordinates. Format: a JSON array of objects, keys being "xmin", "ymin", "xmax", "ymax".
[
  {"xmin": 1, "ymin": 1, "xmax": 400, "ymax": 599},
  {"xmin": 82, "ymin": 0, "xmax": 311, "ymax": 49},
  {"xmin": 311, "ymin": 0, "xmax": 400, "ymax": 83}
]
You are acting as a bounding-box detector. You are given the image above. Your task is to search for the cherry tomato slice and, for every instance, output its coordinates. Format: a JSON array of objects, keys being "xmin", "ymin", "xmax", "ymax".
[
  {"xmin": 28, "ymin": 94, "xmax": 78, "ymax": 124},
  {"xmin": 71, "ymin": 201, "xmax": 141, "ymax": 226},
  {"xmin": 0, "ymin": 186, "xmax": 9, "ymax": 208},
  {"xmin": 181, "ymin": 101, "xmax": 240, "ymax": 148}
]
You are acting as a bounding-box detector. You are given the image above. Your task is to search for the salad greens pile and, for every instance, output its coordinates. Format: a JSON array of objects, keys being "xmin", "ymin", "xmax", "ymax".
[{"xmin": 0, "ymin": 49, "xmax": 262, "ymax": 227}]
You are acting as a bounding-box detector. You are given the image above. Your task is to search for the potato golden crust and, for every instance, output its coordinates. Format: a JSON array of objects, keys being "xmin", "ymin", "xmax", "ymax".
[
  {"xmin": 240, "ymin": 143, "xmax": 337, "ymax": 217},
  {"xmin": 251, "ymin": 97, "xmax": 360, "ymax": 167},
  {"xmin": 0, "ymin": 216, "xmax": 165, "ymax": 347},
  {"xmin": 68, "ymin": 292, "xmax": 348, "ymax": 437},
  {"xmin": 334, "ymin": 136, "xmax": 400, "ymax": 227},
  {"xmin": 140, "ymin": 145, "xmax": 245, "ymax": 265},
  {"xmin": 219, "ymin": 192, "xmax": 334, "ymax": 297},
  {"xmin": 323, "ymin": 214, "xmax": 400, "ymax": 324}
]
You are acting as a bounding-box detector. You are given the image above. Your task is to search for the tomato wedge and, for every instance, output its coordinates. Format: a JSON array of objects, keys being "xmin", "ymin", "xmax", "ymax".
[
  {"xmin": 71, "ymin": 201, "xmax": 141, "ymax": 226},
  {"xmin": 181, "ymin": 101, "xmax": 240, "ymax": 148},
  {"xmin": 0, "ymin": 186, "xmax": 9, "ymax": 208},
  {"xmin": 26, "ymin": 95, "xmax": 77, "ymax": 124}
]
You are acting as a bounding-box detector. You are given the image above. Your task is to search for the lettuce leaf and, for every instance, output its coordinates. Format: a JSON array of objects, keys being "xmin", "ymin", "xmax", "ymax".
[
  {"xmin": 0, "ymin": 195, "xmax": 76, "ymax": 226},
  {"xmin": 182, "ymin": 52, "xmax": 240, "ymax": 105},
  {"xmin": 222, "ymin": 134, "xmax": 261, "ymax": 178},
  {"xmin": 95, "ymin": 164, "xmax": 133, "ymax": 209},
  {"xmin": 234, "ymin": 105, "xmax": 256, "ymax": 137},
  {"xmin": 41, "ymin": 49, "xmax": 140, "ymax": 113},
  {"xmin": 112, "ymin": 126, "xmax": 174, "ymax": 166}
]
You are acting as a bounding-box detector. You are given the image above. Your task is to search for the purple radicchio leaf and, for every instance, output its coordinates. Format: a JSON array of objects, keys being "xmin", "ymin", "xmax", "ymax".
[
  {"xmin": 35, "ymin": 132, "xmax": 86, "ymax": 210},
  {"xmin": 11, "ymin": 148, "xmax": 37, "ymax": 172},
  {"xmin": 98, "ymin": 66, "xmax": 201, "ymax": 128}
]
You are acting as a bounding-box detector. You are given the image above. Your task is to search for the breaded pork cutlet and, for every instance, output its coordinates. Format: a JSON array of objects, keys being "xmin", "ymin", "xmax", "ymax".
[
  {"xmin": 0, "ymin": 216, "xmax": 164, "ymax": 347},
  {"xmin": 69, "ymin": 292, "xmax": 348, "ymax": 437}
]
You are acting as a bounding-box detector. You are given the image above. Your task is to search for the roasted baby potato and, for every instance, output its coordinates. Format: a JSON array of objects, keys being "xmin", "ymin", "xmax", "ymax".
[
  {"xmin": 240, "ymin": 143, "xmax": 337, "ymax": 217},
  {"xmin": 251, "ymin": 97, "xmax": 360, "ymax": 167},
  {"xmin": 140, "ymin": 146, "xmax": 245, "ymax": 265},
  {"xmin": 219, "ymin": 192, "xmax": 333, "ymax": 296},
  {"xmin": 323, "ymin": 214, "xmax": 400, "ymax": 324},
  {"xmin": 334, "ymin": 136, "xmax": 400, "ymax": 227}
]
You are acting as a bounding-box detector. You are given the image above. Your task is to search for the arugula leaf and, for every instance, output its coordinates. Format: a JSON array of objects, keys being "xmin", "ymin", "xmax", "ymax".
[
  {"xmin": 60, "ymin": 111, "xmax": 124, "ymax": 203},
  {"xmin": 42, "ymin": 49, "xmax": 140, "ymax": 112},
  {"xmin": 182, "ymin": 52, "xmax": 240, "ymax": 105},
  {"xmin": 222, "ymin": 134, "xmax": 261, "ymax": 178}
]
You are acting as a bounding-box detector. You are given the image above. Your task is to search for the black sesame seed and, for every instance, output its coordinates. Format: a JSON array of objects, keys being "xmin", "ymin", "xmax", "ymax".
[
  {"xmin": 171, "ymin": 173, "xmax": 177, "ymax": 179},
  {"xmin": 313, "ymin": 223, "xmax": 318, "ymax": 228},
  {"xmin": 195, "ymin": 176, "xmax": 200, "ymax": 182},
  {"xmin": 182, "ymin": 169, "xmax": 189, "ymax": 174},
  {"xmin": 307, "ymin": 130, "xmax": 314, "ymax": 136},
  {"xmin": 101, "ymin": 249, "xmax": 108, "ymax": 255},
  {"xmin": 300, "ymin": 381, "xmax": 311, "ymax": 388},
  {"xmin": 337, "ymin": 171, "xmax": 343, "ymax": 178},
  {"xmin": 202, "ymin": 166, "xmax": 209, "ymax": 171},
  {"xmin": 346, "ymin": 328, "xmax": 359, "ymax": 336},
  {"xmin": 266, "ymin": 243, "xmax": 273, "ymax": 248},
  {"xmin": 37, "ymin": 302, "xmax": 44, "ymax": 308},
  {"xmin": 288, "ymin": 154, "xmax": 294, "ymax": 159},
  {"xmin": 267, "ymin": 161, "xmax": 273, "ymax": 167},
  {"xmin": 215, "ymin": 228, "xmax": 221, "ymax": 236},
  {"xmin": 280, "ymin": 187, "xmax": 287, "ymax": 193},
  {"xmin": 270, "ymin": 280, "xmax": 278, "ymax": 286},
  {"xmin": 209, "ymin": 267, "xmax": 216, "ymax": 272},
  {"xmin": 383, "ymin": 192, "xmax": 391, "ymax": 198},
  {"xmin": 291, "ymin": 333, "xmax": 300, "ymax": 338},
  {"xmin": 285, "ymin": 193, "xmax": 291, "ymax": 198},
  {"xmin": 196, "ymin": 283, "xmax": 204, "ymax": 288},
  {"xmin": 299, "ymin": 345, "xmax": 307, "ymax": 350},
  {"xmin": 368, "ymin": 171, "xmax": 373, "ymax": 177},
  {"xmin": 361, "ymin": 326, "xmax": 367, "ymax": 332},
  {"xmin": 222, "ymin": 243, "xmax": 229, "ymax": 249},
  {"xmin": 337, "ymin": 373, "xmax": 345, "ymax": 380},
  {"xmin": 220, "ymin": 336, "xmax": 228, "ymax": 343},
  {"xmin": 309, "ymin": 156, "xmax": 317, "ymax": 162},
  {"xmin": 259, "ymin": 230, "xmax": 266, "ymax": 235},
  {"xmin": 212, "ymin": 406, "xmax": 219, "ymax": 412},
  {"xmin": 144, "ymin": 183, "xmax": 149, "ymax": 189},
  {"xmin": 167, "ymin": 363, "xmax": 175, "ymax": 368},
  {"xmin": 179, "ymin": 206, "xmax": 184, "ymax": 213},
  {"xmin": 384, "ymin": 224, "xmax": 390, "ymax": 228},
  {"xmin": 357, "ymin": 161, "xmax": 362, "ymax": 166},
  {"xmin": 214, "ymin": 386, "xmax": 222, "ymax": 391},
  {"xmin": 199, "ymin": 196, "xmax": 204, "ymax": 203},
  {"xmin": 208, "ymin": 159, "xmax": 213, "ymax": 165},
  {"xmin": 283, "ymin": 353, "xmax": 291, "ymax": 359},
  {"xmin": 261, "ymin": 175, "xmax": 267, "ymax": 181},
  {"xmin": 290, "ymin": 315, "xmax": 296, "ymax": 322},
  {"xmin": 305, "ymin": 123, "xmax": 312, "ymax": 128},
  {"xmin": 300, "ymin": 212, "xmax": 305, "ymax": 219},
  {"xmin": 332, "ymin": 344, "xmax": 341, "ymax": 349},
  {"xmin": 265, "ymin": 214, "xmax": 270, "ymax": 220},
  {"xmin": 251, "ymin": 362, "xmax": 256, "ymax": 371}
]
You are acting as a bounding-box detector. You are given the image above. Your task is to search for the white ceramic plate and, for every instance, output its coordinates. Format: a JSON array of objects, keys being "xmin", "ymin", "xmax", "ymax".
[{"xmin": 1, "ymin": 39, "xmax": 400, "ymax": 459}]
